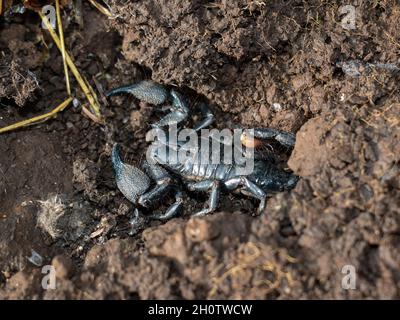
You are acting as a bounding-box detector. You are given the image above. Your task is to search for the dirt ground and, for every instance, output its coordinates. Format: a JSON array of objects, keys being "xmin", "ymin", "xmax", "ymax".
[{"xmin": 0, "ymin": 0, "xmax": 399, "ymax": 299}]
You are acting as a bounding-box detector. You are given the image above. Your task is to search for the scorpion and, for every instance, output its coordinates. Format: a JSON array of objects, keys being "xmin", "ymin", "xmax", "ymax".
[{"xmin": 107, "ymin": 81, "xmax": 298, "ymax": 224}]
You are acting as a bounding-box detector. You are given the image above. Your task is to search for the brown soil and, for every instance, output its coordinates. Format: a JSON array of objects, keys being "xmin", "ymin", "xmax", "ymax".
[{"xmin": 0, "ymin": 0, "xmax": 399, "ymax": 299}]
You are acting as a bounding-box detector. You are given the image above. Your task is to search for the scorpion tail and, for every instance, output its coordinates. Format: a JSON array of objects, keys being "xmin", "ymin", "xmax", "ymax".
[
  {"xmin": 112, "ymin": 144, "xmax": 151, "ymax": 204},
  {"xmin": 106, "ymin": 80, "xmax": 169, "ymax": 106}
]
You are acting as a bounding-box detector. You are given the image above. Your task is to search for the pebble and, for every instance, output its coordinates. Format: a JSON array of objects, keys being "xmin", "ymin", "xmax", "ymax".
[{"xmin": 52, "ymin": 255, "xmax": 74, "ymax": 279}]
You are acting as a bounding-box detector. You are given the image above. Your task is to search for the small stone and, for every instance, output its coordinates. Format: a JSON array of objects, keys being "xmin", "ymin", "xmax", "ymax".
[
  {"xmin": 130, "ymin": 110, "xmax": 145, "ymax": 131},
  {"xmin": 259, "ymin": 104, "xmax": 269, "ymax": 119},
  {"xmin": 52, "ymin": 255, "xmax": 74, "ymax": 279},
  {"xmin": 272, "ymin": 103, "xmax": 282, "ymax": 112},
  {"xmin": 185, "ymin": 218, "xmax": 220, "ymax": 242}
]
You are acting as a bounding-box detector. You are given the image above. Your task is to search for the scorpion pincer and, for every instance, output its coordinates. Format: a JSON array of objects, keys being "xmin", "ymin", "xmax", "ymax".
[{"xmin": 107, "ymin": 80, "xmax": 299, "ymax": 224}]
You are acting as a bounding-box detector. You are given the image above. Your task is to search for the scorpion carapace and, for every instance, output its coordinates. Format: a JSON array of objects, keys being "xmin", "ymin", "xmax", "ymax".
[{"xmin": 108, "ymin": 80, "xmax": 299, "ymax": 225}]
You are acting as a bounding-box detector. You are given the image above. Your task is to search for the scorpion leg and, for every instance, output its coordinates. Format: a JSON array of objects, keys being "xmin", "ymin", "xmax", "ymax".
[
  {"xmin": 151, "ymin": 110, "xmax": 188, "ymax": 128},
  {"xmin": 152, "ymin": 90, "xmax": 189, "ymax": 128},
  {"xmin": 137, "ymin": 182, "xmax": 172, "ymax": 207},
  {"xmin": 106, "ymin": 80, "xmax": 169, "ymax": 105},
  {"xmin": 139, "ymin": 161, "xmax": 183, "ymax": 220},
  {"xmin": 187, "ymin": 180, "xmax": 221, "ymax": 217},
  {"xmin": 138, "ymin": 161, "xmax": 172, "ymax": 207},
  {"xmin": 224, "ymin": 177, "xmax": 266, "ymax": 214},
  {"xmin": 244, "ymin": 128, "xmax": 296, "ymax": 148},
  {"xmin": 193, "ymin": 102, "xmax": 215, "ymax": 131},
  {"xmin": 150, "ymin": 190, "xmax": 184, "ymax": 220}
]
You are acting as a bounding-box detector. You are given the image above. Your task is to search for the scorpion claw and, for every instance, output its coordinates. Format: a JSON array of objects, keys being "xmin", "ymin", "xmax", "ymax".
[
  {"xmin": 106, "ymin": 80, "xmax": 169, "ymax": 106},
  {"xmin": 112, "ymin": 144, "xmax": 151, "ymax": 204}
]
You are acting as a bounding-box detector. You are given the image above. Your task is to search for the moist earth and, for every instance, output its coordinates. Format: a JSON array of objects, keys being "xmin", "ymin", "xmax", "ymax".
[{"xmin": 0, "ymin": 0, "xmax": 399, "ymax": 299}]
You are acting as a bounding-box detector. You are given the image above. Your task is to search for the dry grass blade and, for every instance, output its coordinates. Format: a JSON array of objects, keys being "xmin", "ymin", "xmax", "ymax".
[
  {"xmin": 82, "ymin": 105, "xmax": 104, "ymax": 124},
  {"xmin": 39, "ymin": 10, "xmax": 102, "ymax": 117},
  {"xmin": 384, "ymin": 31, "xmax": 400, "ymax": 49},
  {"xmin": 0, "ymin": 97, "xmax": 73, "ymax": 134},
  {"xmin": 0, "ymin": 0, "xmax": 11, "ymax": 15},
  {"xmin": 87, "ymin": 0, "xmax": 113, "ymax": 17},
  {"xmin": 56, "ymin": 0, "xmax": 71, "ymax": 96}
]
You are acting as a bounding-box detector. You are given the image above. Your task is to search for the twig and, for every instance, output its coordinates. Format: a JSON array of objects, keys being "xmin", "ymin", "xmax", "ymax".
[
  {"xmin": 0, "ymin": 97, "xmax": 73, "ymax": 134},
  {"xmin": 56, "ymin": 0, "xmax": 71, "ymax": 96},
  {"xmin": 39, "ymin": 11, "xmax": 102, "ymax": 117},
  {"xmin": 82, "ymin": 105, "xmax": 104, "ymax": 124},
  {"xmin": 87, "ymin": 0, "xmax": 113, "ymax": 17}
]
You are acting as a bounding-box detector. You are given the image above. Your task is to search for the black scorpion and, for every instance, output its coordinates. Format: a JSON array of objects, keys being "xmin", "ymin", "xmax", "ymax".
[{"xmin": 107, "ymin": 81, "xmax": 298, "ymax": 223}]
